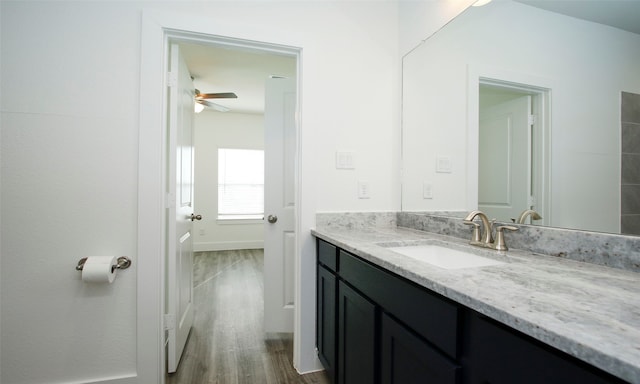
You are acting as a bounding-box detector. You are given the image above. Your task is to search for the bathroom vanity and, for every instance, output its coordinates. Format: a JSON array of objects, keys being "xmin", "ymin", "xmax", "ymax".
[{"xmin": 312, "ymin": 213, "xmax": 640, "ymax": 384}]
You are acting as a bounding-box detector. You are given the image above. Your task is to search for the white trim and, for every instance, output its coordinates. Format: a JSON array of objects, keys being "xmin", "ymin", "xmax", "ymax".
[
  {"xmin": 137, "ymin": 11, "xmax": 166, "ymax": 384},
  {"xmin": 194, "ymin": 241, "xmax": 264, "ymax": 252},
  {"xmin": 138, "ymin": 9, "xmax": 310, "ymax": 382},
  {"xmin": 67, "ymin": 375, "xmax": 137, "ymax": 384}
]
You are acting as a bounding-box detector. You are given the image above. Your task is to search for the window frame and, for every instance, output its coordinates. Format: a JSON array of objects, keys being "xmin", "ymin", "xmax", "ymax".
[{"xmin": 217, "ymin": 147, "xmax": 265, "ymax": 221}]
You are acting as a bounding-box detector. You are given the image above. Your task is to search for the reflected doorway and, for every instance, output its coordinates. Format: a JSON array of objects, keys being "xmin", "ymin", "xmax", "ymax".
[{"xmin": 478, "ymin": 79, "xmax": 549, "ymax": 225}]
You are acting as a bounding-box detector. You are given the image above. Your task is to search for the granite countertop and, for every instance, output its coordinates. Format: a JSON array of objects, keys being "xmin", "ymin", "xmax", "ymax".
[{"xmin": 311, "ymin": 225, "xmax": 640, "ymax": 383}]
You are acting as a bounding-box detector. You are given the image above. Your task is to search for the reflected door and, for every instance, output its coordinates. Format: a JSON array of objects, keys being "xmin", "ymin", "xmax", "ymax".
[{"xmin": 478, "ymin": 95, "xmax": 531, "ymax": 223}]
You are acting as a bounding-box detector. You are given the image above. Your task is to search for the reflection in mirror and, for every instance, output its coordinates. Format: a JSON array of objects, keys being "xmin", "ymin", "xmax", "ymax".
[
  {"xmin": 478, "ymin": 80, "xmax": 547, "ymax": 225},
  {"xmin": 401, "ymin": 0, "xmax": 640, "ymax": 235}
]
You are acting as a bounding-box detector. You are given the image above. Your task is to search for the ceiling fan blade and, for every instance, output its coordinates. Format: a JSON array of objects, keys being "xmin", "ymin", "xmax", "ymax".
[
  {"xmin": 196, "ymin": 92, "xmax": 238, "ymax": 99},
  {"xmin": 198, "ymin": 99, "xmax": 230, "ymax": 112}
]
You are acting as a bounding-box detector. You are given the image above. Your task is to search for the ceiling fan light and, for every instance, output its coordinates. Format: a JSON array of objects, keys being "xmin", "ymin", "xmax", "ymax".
[{"xmin": 194, "ymin": 102, "xmax": 205, "ymax": 113}]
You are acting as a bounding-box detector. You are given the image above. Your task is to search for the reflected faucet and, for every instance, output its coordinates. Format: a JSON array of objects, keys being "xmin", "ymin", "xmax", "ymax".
[{"xmin": 517, "ymin": 209, "xmax": 542, "ymax": 224}]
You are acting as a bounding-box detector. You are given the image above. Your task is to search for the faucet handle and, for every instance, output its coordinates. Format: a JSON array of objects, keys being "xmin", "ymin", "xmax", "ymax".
[
  {"xmin": 463, "ymin": 220, "xmax": 482, "ymax": 242},
  {"xmin": 493, "ymin": 225, "xmax": 518, "ymax": 251},
  {"xmin": 486, "ymin": 218, "xmax": 496, "ymax": 243}
]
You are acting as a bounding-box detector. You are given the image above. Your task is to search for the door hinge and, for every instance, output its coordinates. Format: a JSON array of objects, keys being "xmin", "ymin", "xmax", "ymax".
[
  {"xmin": 164, "ymin": 314, "xmax": 176, "ymax": 330},
  {"xmin": 528, "ymin": 195, "xmax": 537, "ymax": 207},
  {"xmin": 528, "ymin": 114, "xmax": 537, "ymax": 125},
  {"xmin": 167, "ymin": 71, "xmax": 178, "ymax": 87}
]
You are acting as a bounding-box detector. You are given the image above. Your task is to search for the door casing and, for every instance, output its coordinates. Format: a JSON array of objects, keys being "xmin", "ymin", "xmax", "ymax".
[
  {"xmin": 466, "ymin": 65, "xmax": 551, "ymax": 225},
  {"xmin": 138, "ymin": 10, "xmax": 303, "ymax": 383}
]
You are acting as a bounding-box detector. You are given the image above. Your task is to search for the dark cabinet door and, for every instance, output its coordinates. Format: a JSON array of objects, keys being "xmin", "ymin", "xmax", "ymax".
[
  {"xmin": 463, "ymin": 312, "xmax": 625, "ymax": 384},
  {"xmin": 317, "ymin": 265, "xmax": 337, "ymax": 382},
  {"xmin": 338, "ymin": 281, "xmax": 377, "ymax": 384},
  {"xmin": 381, "ymin": 312, "xmax": 460, "ymax": 384}
]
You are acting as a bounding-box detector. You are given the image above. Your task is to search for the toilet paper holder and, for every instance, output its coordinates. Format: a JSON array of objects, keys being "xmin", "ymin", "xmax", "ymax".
[{"xmin": 76, "ymin": 256, "xmax": 132, "ymax": 272}]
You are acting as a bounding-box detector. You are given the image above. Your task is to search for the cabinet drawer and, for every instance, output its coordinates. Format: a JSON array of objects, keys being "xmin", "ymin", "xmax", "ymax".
[
  {"xmin": 339, "ymin": 250, "xmax": 460, "ymax": 358},
  {"xmin": 318, "ymin": 239, "xmax": 338, "ymax": 272}
]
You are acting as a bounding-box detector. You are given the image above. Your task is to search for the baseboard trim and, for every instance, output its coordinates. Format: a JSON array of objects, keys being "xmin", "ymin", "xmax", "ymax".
[
  {"xmin": 194, "ymin": 240, "xmax": 264, "ymax": 252},
  {"xmin": 68, "ymin": 374, "xmax": 137, "ymax": 384}
]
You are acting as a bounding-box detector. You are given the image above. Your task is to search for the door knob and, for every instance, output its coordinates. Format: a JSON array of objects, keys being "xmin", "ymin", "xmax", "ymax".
[
  {"xmin": 190, "ymin": 214, "xmax": 202, "ymax": 221},
  {"xmin": 267, "ymin": 215, "xmax": 278, "ymax": 223}
]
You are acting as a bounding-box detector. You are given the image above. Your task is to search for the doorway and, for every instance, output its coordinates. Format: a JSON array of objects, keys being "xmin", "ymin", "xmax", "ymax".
[
  {"xmin": 178, "ymin": 41, "xmax": 296, "ymax": 256},
  {"xmin": 138, "ymin": 11, "xmax": 311, "ymax": 381},
  {"xmin": 163, "ymin": 32, "xmax": 300, "ymax": 379},
  {"xmin": 177, "ymin": 38, "xmax": 298, "ymax": 364},
  {"xmin": 477, "ymin": 78, "xmax": 549, "ymax": 225}
]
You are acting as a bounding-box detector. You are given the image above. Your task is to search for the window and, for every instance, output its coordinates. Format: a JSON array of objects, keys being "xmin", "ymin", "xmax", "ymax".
[{"xmin": 218, "ymin": 148, "xmax": 264, "ymax": 220}]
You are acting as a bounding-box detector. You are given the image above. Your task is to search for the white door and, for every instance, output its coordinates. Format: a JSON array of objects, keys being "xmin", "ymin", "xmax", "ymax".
[
  {"xmin": 478, "ymin": 95, "xmax": 531, "ymax": 223},
  {"xmin": 264, "ymin": 77, "xmax": 297, "ymax": 333},
  {"xmin": 166, "ymin": 43, "xmax": 196, "ymax": 373}
]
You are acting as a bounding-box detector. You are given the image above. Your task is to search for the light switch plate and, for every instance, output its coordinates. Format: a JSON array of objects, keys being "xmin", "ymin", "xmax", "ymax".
[
  {"xmin": 436, "ymin": 156, "xmax": 452, "ymax": 173},
  {"xmin": 336, "ymin": 151, "xmax": 355, "ymax": 169}
]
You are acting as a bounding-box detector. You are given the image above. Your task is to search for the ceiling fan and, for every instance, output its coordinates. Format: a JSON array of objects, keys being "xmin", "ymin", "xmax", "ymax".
[{"xmin": 194, "ymin": 90, "xmax": 237, "ymax": 113}]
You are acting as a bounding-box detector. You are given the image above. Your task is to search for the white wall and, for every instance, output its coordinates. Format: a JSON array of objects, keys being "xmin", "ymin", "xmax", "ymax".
[
  {"xmin": 193, "ymin": 111, "xmax": 265, "ymax": 252},
  {"xmin": 1, "ymin": 1, "xmax": 402, "ymax": 383},
  {"xmin": 402, "ymin": 1, "xmax": 640, "ymax": 233},
  {"xmin": 2, "ymin": 2, "xmax": 141, "ymax": 383}
]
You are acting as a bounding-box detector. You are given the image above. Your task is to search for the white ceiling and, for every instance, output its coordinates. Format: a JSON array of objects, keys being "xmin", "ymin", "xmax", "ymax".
[
  {"xmin": 180, "ymin": 43, "xmax": 296, "ymax": 114},
  {"xmin": 514, "ymin": 0, "xmax": 640, "ymax": 35}
]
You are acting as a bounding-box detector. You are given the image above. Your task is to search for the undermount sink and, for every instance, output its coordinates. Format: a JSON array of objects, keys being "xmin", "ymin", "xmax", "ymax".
[{"xmin": 385, "ymin": 244, "xmax": 505, "ymax": 270}]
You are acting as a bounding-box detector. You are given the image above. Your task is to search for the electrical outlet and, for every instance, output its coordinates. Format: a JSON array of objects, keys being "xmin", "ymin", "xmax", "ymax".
[
  {"xmin": 358, "ymin": 181, "xmax": 371, "ymax": 199},
  {"xmin": 423, "ymin": 183, "xmax": 433, "ymax": 199}
]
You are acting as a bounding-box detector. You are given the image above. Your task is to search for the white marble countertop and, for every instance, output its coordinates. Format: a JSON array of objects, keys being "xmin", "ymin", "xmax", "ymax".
[{"xmin": 312, "ymin": 225, "xmax": 640, "ymax": 383}]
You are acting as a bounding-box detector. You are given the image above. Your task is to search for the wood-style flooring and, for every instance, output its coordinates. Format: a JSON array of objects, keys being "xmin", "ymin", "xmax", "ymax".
[{"xmin": 166, "ymin": 249, "xmax": 330, "ymax": 384}]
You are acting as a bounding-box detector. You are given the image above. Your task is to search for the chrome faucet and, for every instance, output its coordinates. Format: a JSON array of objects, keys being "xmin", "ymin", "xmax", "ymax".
[
  {"xmin": 517, "ymin": 209, "xmax": 542, "ymax": 224},
  {"xmin": 463, "ymin": 210, "xmax": 518, "ymax": 251}
]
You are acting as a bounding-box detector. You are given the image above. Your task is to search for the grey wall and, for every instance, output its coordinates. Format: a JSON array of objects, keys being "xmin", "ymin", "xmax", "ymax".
[{"xmin": 621, "ymin": 92, "xmax": 640, "ymax": 234}]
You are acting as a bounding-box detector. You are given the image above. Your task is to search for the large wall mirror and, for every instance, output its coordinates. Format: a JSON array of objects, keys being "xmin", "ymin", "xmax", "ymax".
[{"xmin": 401, "ymin": 0, "xmax": 640, "ymax": 234}]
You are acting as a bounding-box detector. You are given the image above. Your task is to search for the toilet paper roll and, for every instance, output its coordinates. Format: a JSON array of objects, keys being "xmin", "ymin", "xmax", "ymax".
[{"xmin": 81, "ymin": 256, "xmax": 117, "ymax": 283}]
